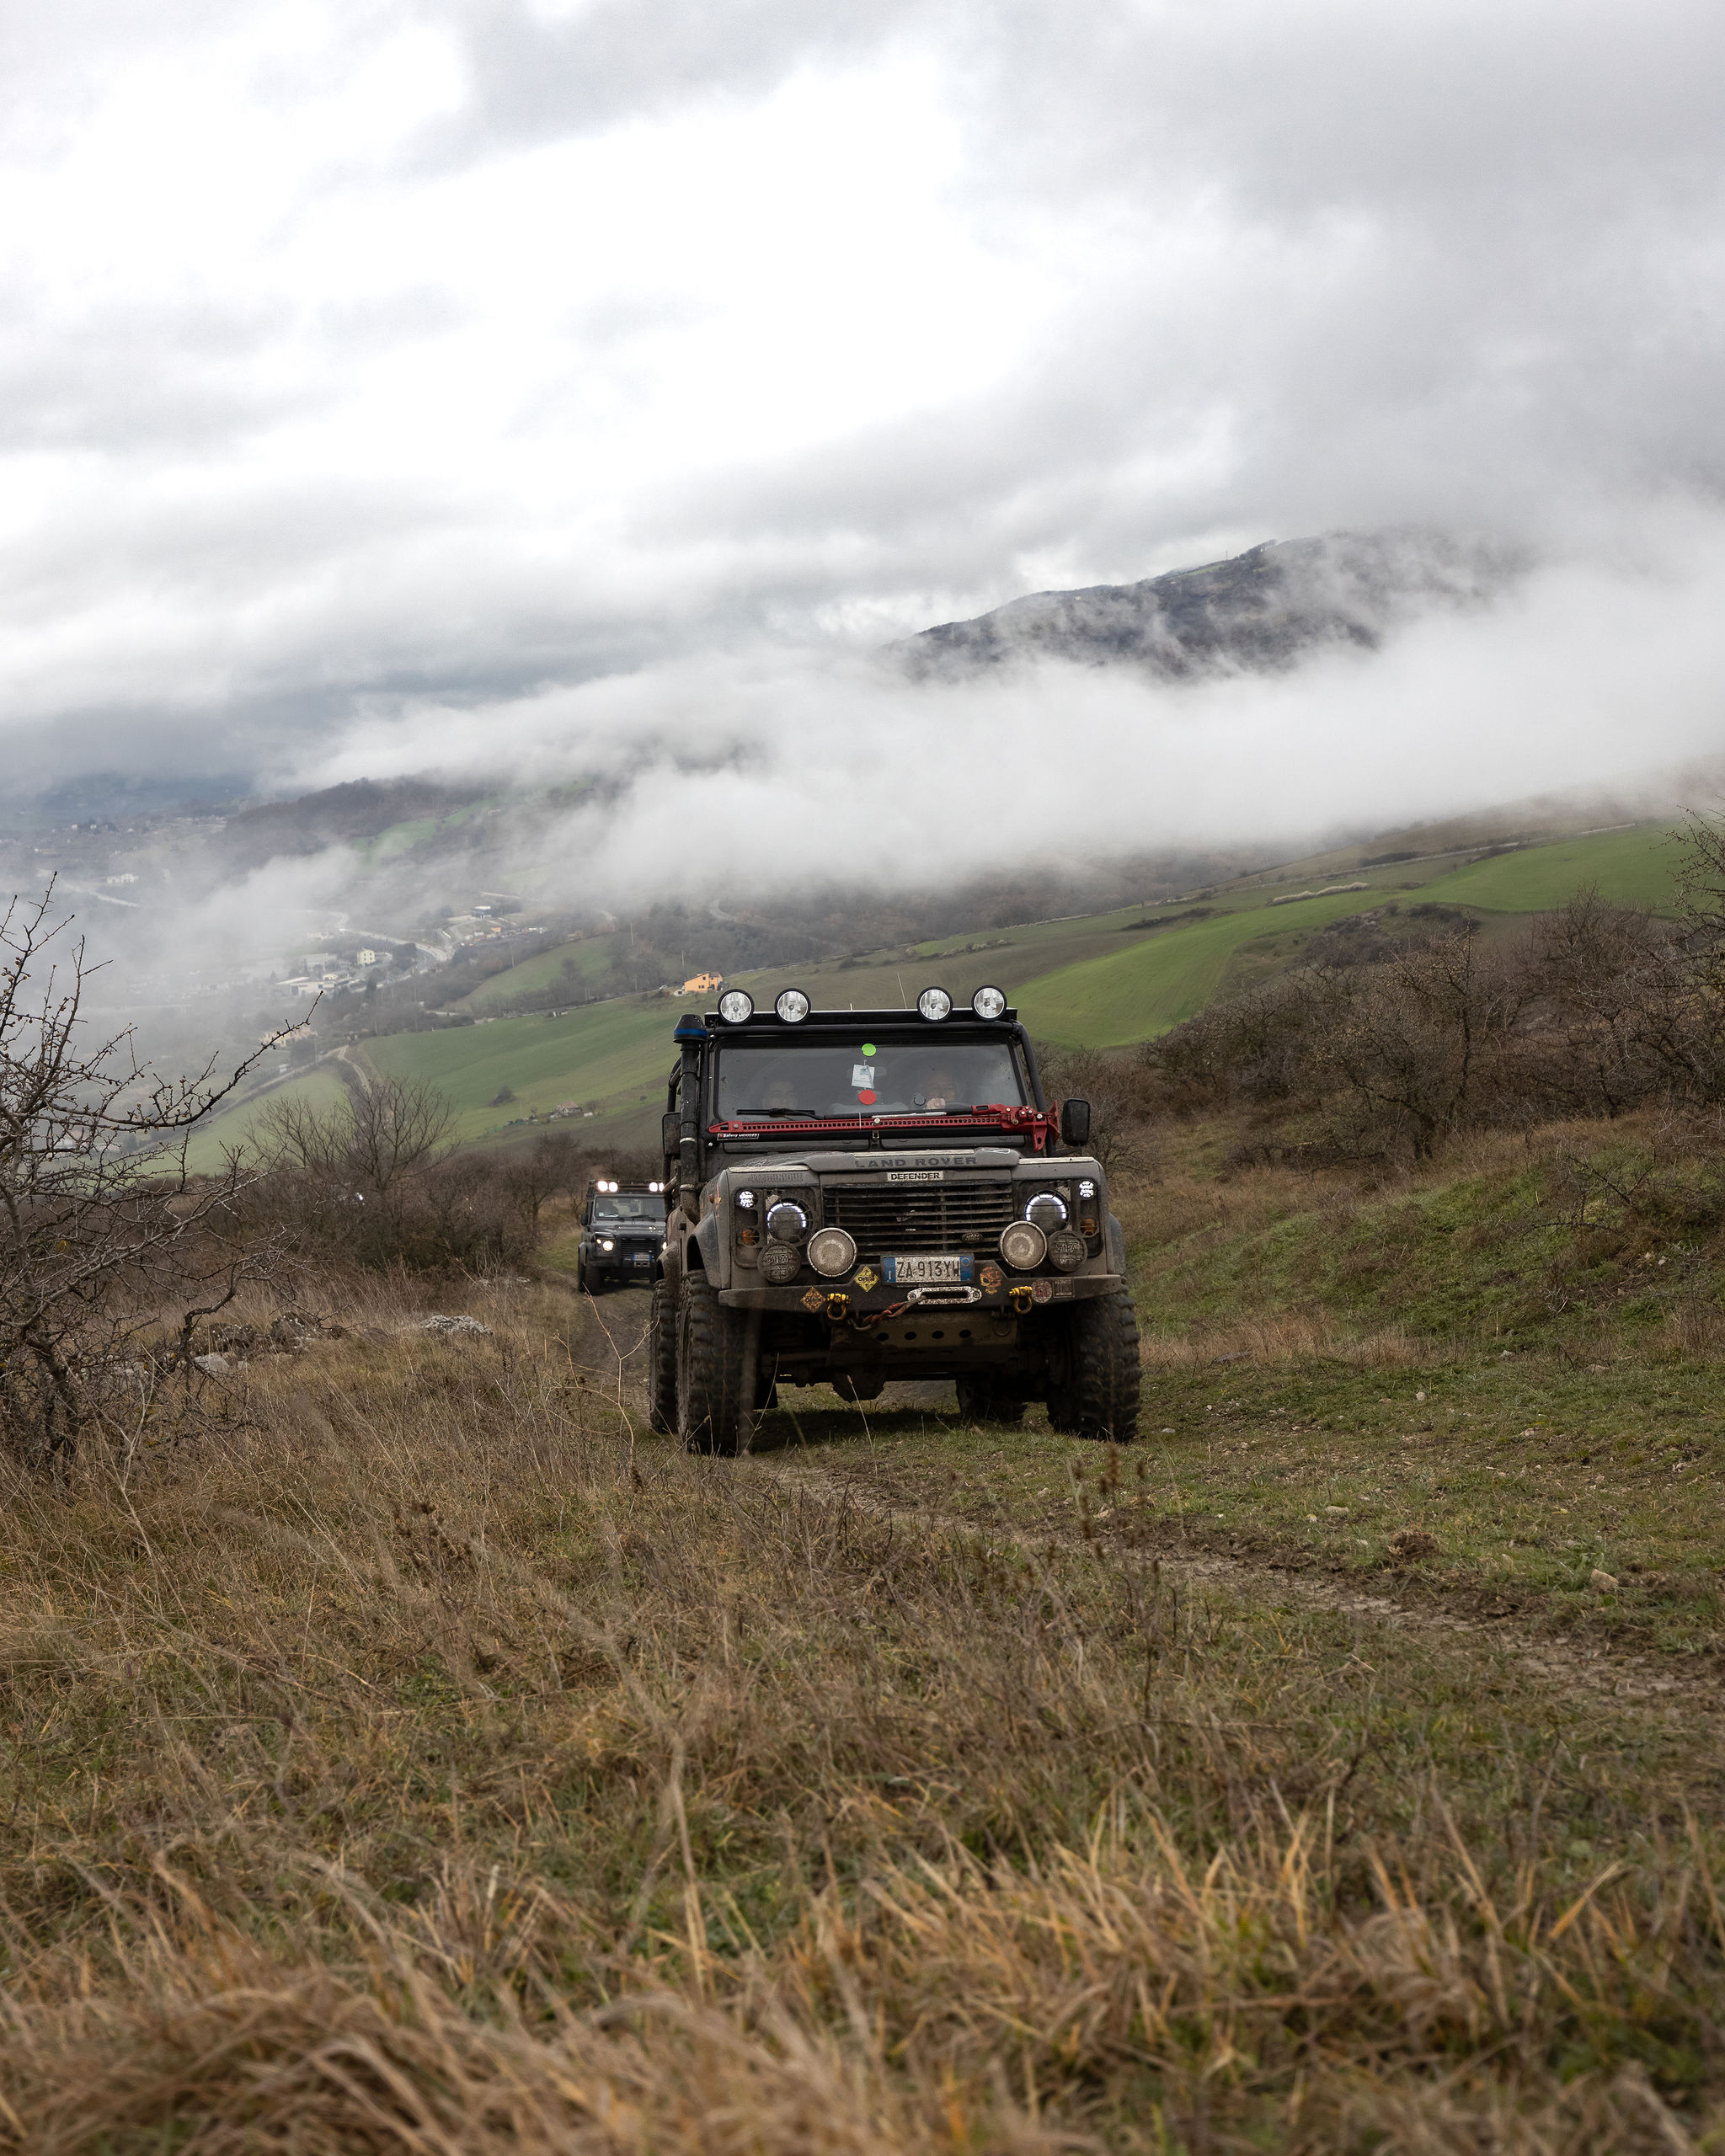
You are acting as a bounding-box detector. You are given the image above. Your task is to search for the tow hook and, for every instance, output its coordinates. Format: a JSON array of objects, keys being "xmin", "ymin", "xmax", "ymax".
[
  {"xmin": 1009, "ymin": 1283, "xmax": 1035, "ymax": 1314},
  {"xmin": 825, "ymin": 1292, "xmax": 850, "ymax": 1321}
]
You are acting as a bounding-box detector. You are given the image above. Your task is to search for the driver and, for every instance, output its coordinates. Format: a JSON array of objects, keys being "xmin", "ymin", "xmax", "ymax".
[{"xmin": 915, "ymin": 1065, "xmax": 963, "ymax": 1113}]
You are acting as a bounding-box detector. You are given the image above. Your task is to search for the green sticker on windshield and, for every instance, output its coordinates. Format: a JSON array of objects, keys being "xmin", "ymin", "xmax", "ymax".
[{"xmin": 862, "ymin": 1041, "xmax": 876, "ymax": 1055}]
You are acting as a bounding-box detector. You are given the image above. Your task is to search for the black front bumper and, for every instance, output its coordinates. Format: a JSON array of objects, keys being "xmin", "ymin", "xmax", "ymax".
[{"xmin": 717, "ymin": 1268, "xmax": 1121, "ymax": 1315}]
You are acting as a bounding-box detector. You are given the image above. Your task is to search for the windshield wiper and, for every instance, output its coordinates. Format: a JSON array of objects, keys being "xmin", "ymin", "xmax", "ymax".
[{"xmin": 733, "ymin": 1107, "xmax": 820, "ymax": 1118}]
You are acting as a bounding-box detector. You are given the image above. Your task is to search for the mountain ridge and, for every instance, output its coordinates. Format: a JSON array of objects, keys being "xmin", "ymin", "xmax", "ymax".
[{"xmin": 895, "ymin": 529, "xmax": 1519, "ymax": 680}]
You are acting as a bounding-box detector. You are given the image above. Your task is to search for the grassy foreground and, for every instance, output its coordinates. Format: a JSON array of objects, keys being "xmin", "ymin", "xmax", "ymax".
[{"xmin": 4, "ymin": 1200, "xmax": 1725, "ymax": 2150}]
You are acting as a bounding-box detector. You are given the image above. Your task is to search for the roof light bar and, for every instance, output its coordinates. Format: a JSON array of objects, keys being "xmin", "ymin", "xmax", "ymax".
[
  {"xmin": 916, "ymin": 985, "xmax": 953, "ymax": 1022},
  {"xmin": 971, "ymin": 985, "xmax": 1007, "ymax": 1019},
  {"xmin": 718, "ymin": 990, "xmax": 754, "ymax": 1024},
  {"xmin": 774, "ymin": 988, "xmax": 811, "ymax": 1023}
]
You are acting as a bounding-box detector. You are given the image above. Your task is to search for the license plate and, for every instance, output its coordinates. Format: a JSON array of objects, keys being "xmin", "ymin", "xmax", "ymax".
[{"xmin": 883, "ymin": 1253, "xmax": 973, "ymax": 1285}]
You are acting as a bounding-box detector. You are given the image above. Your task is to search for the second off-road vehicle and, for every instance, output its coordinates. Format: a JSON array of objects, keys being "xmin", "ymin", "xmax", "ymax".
[
  {"xmin": 646, "ymin": 985, "xmax": 1140, "ymax": 1452},
  {"xmin": 576, "ymin": 1178, "xmax": 667, "ymax": 1294}
]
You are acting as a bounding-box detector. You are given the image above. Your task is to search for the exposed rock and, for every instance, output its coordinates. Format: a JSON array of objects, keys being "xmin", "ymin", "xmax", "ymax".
[
  {"xmin": 192, "ymin": 1353, "xmax": 230, "ymax": 1375},
  {"xmin": 1589, "ymin": 1568, "xmax": 1620, "ymax": 1593},
  {"xmin": 418, "ymin": 1315, "xmax": 491, "ymax": 1337}
]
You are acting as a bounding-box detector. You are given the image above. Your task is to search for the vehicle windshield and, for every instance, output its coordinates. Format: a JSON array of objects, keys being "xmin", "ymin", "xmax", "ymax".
[
  {"xmin": 591, "ymin": 1194, "xmax": 665, "ymax": 1221},
  {"xmin": 715, "ymin": 1038, "xmax": 1028, "ymax": 1119}
]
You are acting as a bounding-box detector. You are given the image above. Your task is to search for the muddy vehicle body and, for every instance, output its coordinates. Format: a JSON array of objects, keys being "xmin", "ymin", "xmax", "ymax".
[
  {"xmin": 577, "ymin": 1180, "xmax": 667, "ymax": 1294},
  {"xmin": 647, "ymin": 989, "xmax": 1140, "ymax": 1453}
]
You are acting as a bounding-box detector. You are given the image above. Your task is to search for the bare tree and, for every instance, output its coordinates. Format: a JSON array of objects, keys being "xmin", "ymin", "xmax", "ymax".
[
  {"xmin": 499, "ymin": 1129, "xmax": 588, "ymax": 1234},
  {"xmin": 256, "ymin": 1067, "xmax": 454, "ymax": 1193},
  {"xmin": 0, "ymin": 887, "xmax": 284, "ymax": 1466}
]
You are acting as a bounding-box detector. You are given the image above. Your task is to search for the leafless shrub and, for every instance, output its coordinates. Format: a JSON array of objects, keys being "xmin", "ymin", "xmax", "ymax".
[
  {"xmin": 0, "ymin": 886, "xmax": 283, "ymax": 1467},
  {"xmin": 1035, "ymin": 1043, "xmax": 1159, "ymax": 1171}
]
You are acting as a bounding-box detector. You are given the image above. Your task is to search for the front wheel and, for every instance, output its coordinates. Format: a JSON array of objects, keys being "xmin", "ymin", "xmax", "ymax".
[
  {"xmin": 646, "ymin": 1278, "xmax": 677, "ymax": 1435},
  {"xmin": 676, "ymin": 1273, "xmax": 749, "ymax": 1456},
  {"xmin": 1046, "ymin": 1289, "xmax": 1141, "ymax": 1443}
]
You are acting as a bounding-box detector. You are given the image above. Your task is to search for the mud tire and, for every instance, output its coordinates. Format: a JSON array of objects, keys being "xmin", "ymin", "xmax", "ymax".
[
  {"xmin": 676, "ymin": 1273, "xmax": 748, "ymax": 1456},
  {"xmin": 1046, "ymin": 1289, "xmax": 1140, "ymax": 1442},
  {"xmin": 646, "ymin": 1278, "xmax": 677, "ymax": 1436},
  {"xmin": 955, "ymin": 1375, "xmax": 1026, "ymax": 1425}
]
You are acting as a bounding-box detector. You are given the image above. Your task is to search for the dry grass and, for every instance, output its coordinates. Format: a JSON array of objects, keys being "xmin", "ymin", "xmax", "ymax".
[
  {"xmin": 1, "ymin": 1279, "xmax": 1722, "ymax": 2150},
  {"xmin": 1137, "ymin": 1311, "xmax": 1425, "ymax": 1368}
]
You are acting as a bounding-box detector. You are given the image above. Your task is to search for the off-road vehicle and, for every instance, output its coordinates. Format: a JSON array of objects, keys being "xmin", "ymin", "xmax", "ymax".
[
  {"xmin": 576, "ymin": 1178, "xmax": 667, "ymax": 1294},
  {"xmin": 646, "ymin": 986, "xmax": 1140, "ymax": 1452}
]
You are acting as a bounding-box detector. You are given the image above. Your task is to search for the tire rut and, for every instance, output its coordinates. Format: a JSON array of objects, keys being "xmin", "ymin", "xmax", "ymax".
[{"xmin": 761, "ymin": 1457, "xmax": 1725, "ymax": 1731}]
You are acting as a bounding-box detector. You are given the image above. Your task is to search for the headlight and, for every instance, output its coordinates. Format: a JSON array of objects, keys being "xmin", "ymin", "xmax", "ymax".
[
  {"xmin": 766, "ymin": 1200, "xmax": 809, "ymax": 1243},
  {"xmin": 718, "ymin": 990, "xmax": 754, "ymax": 1023},
  {"xmin": 807, "ymin": 1226, "xmax": 857, "ymax": 1277},
  {"xmin": 1025, "ymin": 1192, "xmax": 1068, "ymax": 1232},
  {"xmin": 1078, "ymin": 1179, "xmax": 1096, "ymax": 1198},
  {"xmin": 917, "ymin": 985, "xmax": 952, "ymax": 1021},
  {"xmin": 760, "ymin": 1242, "xmax": 802, "ymax": 1283},
  {"xmin": 599, "ymin": 1237, "xmax": 615, "ymax": 1251},
  {"xmin": 1047, "ymin": 1230, "xmax": 1086, "ymax": 1273},
  {"xmin": 775, "ymin": 988, "xmax": 811, "ymax": 1022},
  {"xmin": 1000, "ymin": 1220, "xmax": 1046, "ymax": 1271},
  {"xmin": 971, "ymin": 985, "xmax": 1007, "ymax": 1019}
]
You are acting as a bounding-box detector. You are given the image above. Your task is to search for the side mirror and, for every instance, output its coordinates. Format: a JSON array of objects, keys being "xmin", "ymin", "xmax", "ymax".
[
  {"xmin": 662, "ymin": 1112, "xmax": 680, "ymax": 1156},
  {"xmin": 1059, "ymin": 1097, "xmax": 1092, "ymax": 1148}
]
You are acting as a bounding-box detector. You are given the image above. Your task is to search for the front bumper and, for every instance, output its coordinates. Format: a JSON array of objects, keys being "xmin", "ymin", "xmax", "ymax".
[
  {"xmin": 718, "ymin": 1268, "xmax": 1121, "ymax": 1316},
  {"xmin": 588, "ymin": 1245, "xmax": 660, "ymax": 1278}
]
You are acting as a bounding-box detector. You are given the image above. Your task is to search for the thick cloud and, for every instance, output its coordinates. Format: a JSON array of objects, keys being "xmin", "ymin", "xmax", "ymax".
[{"xmin": 0, "ymin": 0, "xmax": 1721, "ymax": 800}]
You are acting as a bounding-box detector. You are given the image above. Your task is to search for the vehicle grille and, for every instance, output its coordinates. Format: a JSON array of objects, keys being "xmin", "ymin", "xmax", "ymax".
[{"xmin": 823, "ymin": 1179, "xmax": 1015, "ymax": 1250}]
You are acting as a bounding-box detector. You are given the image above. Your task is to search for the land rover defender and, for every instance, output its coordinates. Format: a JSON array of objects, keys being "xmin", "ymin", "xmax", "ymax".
[
  {"xmin": 577, "ymin": 1178, "xmax": 667, "ymax": 1294},
  {"xmin": 646, "ymin": 986, "xmax": 1140, "ymax": 1452}
]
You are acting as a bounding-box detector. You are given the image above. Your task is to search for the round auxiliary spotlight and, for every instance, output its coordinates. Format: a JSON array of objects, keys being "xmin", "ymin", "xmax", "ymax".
[
  {"xmin": 999, "ymin": 1219, "xmax": 1047, "ymax": 1272},
  {"xmin": 971, "ymin": 985, "xmax": 1007, "ymax": 1020},
  {"xmin": 759, "ymin": 1243, "xmax": 801, "ymax": 1284},
  {"xmin": 774, "ymin": 988, "xmax": 811, "ymax": 1023},
  {"xmin": 718, "ymin": 990, "xmax": 754, "ymax": 1024},
  {"xmin": 1047, "ymin": 1230, "xmax": 1087, "ymax": 1273},
  {"xmin": 807, "ymin": 1226, "xmax": 857, "ymax": 1278},
  {"xmin": 916, "ymin": 985, "xmax": 953, "ymax": 1022}
]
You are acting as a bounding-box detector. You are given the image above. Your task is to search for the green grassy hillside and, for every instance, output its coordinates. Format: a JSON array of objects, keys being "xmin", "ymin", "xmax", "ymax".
[
  {"xmin": 363, "ymin": 1002, "xmax": 673, "ymax": 1146},
  {"xmin": 182, "ymin": 1064, "xmax": 353, "ymax": 1177},
  {"xmin": 1412, "ymin": 825, "xmax": 1682, "ymax": 913},
  {"xmin": 1017, "ymin": 823, "xmax": 1682, "ymax": 1048},
  {"xmin": 1014, "ymin": 889, "xmax": 1393, "ymax": 1047},
  {"xmin": 454, "ymin": 933, "xmax": 617, "ymax": 1014},
  {"xmin": 184, "ymin": 819, "xmax": 1688, "ymax": 1162}
]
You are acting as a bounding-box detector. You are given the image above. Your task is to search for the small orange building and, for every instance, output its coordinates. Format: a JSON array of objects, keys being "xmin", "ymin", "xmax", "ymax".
[{"xmin": 681, "ymin": 971, "xmax": 725, "ymax": 995}]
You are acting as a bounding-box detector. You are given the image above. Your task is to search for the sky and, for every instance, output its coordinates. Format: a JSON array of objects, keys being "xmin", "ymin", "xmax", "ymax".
[{"xmin": 4, "ymin": 0, "xmax": 1725, "ymax": 862}]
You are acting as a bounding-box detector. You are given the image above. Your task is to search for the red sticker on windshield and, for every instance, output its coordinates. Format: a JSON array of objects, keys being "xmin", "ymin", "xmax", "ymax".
[{"xmin": 858, "ymin": 1088, "xmax": 877, "ymax": 1105}]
